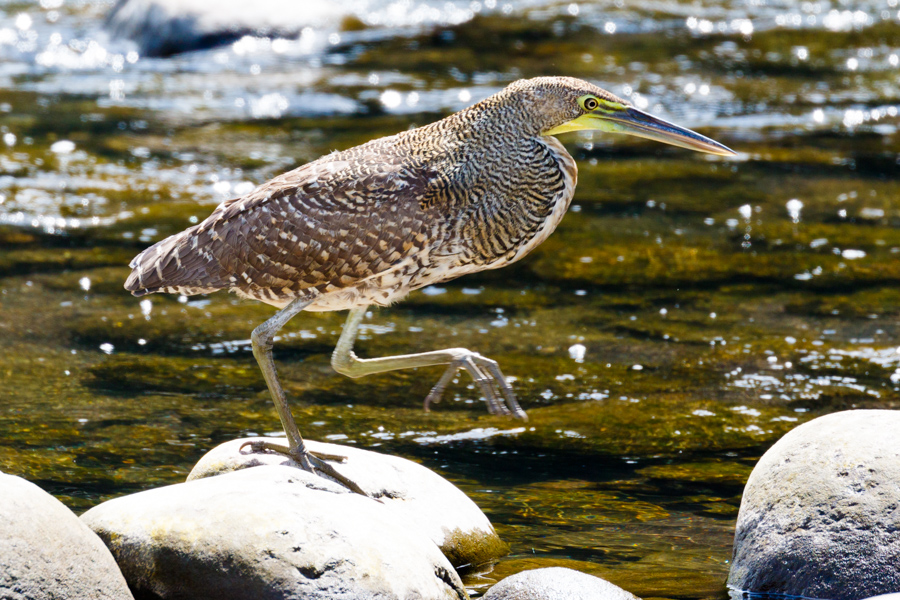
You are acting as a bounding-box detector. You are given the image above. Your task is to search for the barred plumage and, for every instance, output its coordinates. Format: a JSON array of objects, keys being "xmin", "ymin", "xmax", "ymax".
[{"xmin": 125, "ymin": 77, "xmax": 590, "ymax": 309}]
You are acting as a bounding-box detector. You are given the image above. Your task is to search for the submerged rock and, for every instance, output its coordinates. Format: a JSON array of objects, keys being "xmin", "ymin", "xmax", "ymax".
[
  {"xmin": 82, "ymin": 465, "xmax": 468, "ymax": 599},
  {"xmin": 0, "ymin": 472, "xmax": 134, "ymax": 600},
  {"xmin": 105, "ymin": 0, "xmax": 348, "ymax": 57},
  {"xmin": 728, "ymin": 410, "xmax": 900, "ymax": 600},
  {"xmin": 188, "ymin": 437, "xmax": 508, "ymax": 567},
  {"xmin": 483, "ymin": 567, "xmax": 640, "ymax": 600}
]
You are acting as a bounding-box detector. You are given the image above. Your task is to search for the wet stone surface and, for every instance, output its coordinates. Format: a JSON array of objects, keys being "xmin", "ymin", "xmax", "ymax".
[
  {"xmin": 1, "ymin": 1, "xmax": 899, "ymax": 598},
  {"xmin": 187, "ymin": 438, "xmax": 510, "ymax": 568},
  {"xmin": 82, "ymin": 465, "xmax": 470, "ymax": 600},
  {"xmin": 729, "ymin": 410, "xmax": 900, "ymax": 600}
]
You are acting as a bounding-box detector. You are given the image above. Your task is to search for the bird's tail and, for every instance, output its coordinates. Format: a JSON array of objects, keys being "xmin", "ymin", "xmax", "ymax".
[{"xmin": 124, "ymin": 224, "xmax": 231, "ymax": 297}]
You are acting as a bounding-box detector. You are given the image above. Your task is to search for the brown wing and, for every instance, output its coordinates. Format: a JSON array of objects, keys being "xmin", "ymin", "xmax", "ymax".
[{"xmin": 124, "ymin": 140, "xmax": 443, "ymax": 301}]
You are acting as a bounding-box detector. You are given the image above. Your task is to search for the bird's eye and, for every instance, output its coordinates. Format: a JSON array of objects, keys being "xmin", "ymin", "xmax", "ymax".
[{"xmin": 583, "ymin": 97, "xmax": 600, "ymax": 111}]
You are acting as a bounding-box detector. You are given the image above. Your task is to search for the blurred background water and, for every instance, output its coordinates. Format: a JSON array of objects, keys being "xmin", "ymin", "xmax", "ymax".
[{"xmin": 0, "ymin": 0, "xmax": 898, "ymax": 597}]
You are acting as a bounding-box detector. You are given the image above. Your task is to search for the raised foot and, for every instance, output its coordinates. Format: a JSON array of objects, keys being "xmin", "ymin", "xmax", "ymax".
[
  {"xmin": 424, "ymin": 351, "xmax": 528, "ymax": 420},
  {"xmin": 239, "ymin": 440, "xmax": 368, "ymax": 496}
]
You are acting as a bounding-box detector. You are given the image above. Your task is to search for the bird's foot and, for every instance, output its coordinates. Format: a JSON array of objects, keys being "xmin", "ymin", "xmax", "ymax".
[
  {"xmin": 239, "ymin": 440, "xmax": 368, "ymax": 496},
  {"xmin": 424, "ymin": 351, "xmax": 527, "ymax": 420}
]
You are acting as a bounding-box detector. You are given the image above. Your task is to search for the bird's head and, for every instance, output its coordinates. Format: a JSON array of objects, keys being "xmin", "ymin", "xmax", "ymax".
[{"xmin": 498, "ymin": 77, "xmax": 735, "ymax": 156}]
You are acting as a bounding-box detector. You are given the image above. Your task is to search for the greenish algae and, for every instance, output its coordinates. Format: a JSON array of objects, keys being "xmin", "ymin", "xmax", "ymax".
[
  {"xmin": 87, "ymin": 354, "xmax": 265, "ymax": 395},
  {"xmin": 636, "ymin": 461, "xmax": 753, "ymax": 487},
  {"xmin": 0, "ymin": 240, "xmax": 134, "ymax": 279},
  {"xmin": 786, "ymin": 286, "xmax": 900, "ymax": 319},
  {"xmin": 441, "ymin": 526, "xmax": 510, "ymax": 571}
]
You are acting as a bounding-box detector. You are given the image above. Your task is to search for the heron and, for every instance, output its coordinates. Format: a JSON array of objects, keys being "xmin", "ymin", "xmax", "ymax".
[{"xmin": 125, "ymin": 76, "xmax": 734, "ymax": 492}]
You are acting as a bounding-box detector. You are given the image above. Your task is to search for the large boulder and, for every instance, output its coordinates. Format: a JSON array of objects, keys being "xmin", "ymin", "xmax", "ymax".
[
  {"xmin": 483, "ymin": 567, "xmax": 640, "ymax": 600},
  {"xmin": 0, "ymin": 472, "xmax": 134, "ymax": 600},
  {"xmin": 728, "ymin": 409, "xmax": 900, "ymax": 600},
  {"xmin": 188, "ymin": 438, "xmax": 508, "ymax": 567},
  {"xmin": 82, "ymin": 464, "xmax": 468, "ymax": 600}
]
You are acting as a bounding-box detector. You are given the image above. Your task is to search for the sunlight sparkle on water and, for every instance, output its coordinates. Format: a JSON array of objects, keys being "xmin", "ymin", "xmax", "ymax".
[
  {"xmin": 841, "ymin": 249, "xmax": 866, "ymax": 260},
  {"xmin": 843, "ymin": 109, "xmax": 865, "ymax": 128},
  {"xmin": 822, "ymin": 9, "xmax": 871, "ymax": 31},
  {"xmin": 413, "ymin": 427, "xmax": 526, "ymax": 445},
  {"xmin": 15, "ymin": 13, "xmax": 32, "ymax": 31},
  {"xmin": 50, "ymin": 140, "xmax": 75, "ymax": 154},
  {"xmin": 250, "ymin": 93, "xmax": 289, "ymax": 119},
  {"xmin": 380, "ymin": 90, "xmax": 402, "ymax": 109},
  {"xmin": 568, "ymin": 344, "xmax": 586, "ymax": 363},
  {"xmin": 786, "ymin": 199, "xmax": 803, "ymax": 223}
]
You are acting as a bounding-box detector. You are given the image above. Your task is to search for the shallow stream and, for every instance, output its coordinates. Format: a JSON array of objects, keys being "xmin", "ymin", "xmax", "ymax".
[{"xmin": 0, "ymin": 0, "xmax": 898, "ymax": 597}]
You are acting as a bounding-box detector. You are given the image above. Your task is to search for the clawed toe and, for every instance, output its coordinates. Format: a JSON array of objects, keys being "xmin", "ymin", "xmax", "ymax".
[
  {"xmin": 240, "ymin": 440, "xmax": 365, "ymax": 495},
  {"xmin": 305, "ymin": 454, "xmax": 368, "ymax": 496},
  {"xmin": 240, "ymin": 439, "xmax": 291, "ymax": 457},
  {"xmin": 241, "ymin": 440, "xmax": 348, "ymax": 464},
  {"xmin": 423, "ymin": 351, "xmax": 527, "ymax": 420}
]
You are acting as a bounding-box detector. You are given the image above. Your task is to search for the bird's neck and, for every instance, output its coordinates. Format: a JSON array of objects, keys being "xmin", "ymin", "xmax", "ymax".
[{"xmin": 477, "ymin": 101, "xmax": 545, "ymax": 138}]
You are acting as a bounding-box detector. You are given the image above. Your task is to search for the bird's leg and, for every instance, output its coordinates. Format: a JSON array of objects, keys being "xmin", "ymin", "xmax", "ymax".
[
  {"xmin": 332, "ymin": 307, "xmax": 526, "ymax": 419},
  {"xmin": 242, "ymin": 296, "xmax": 366, "ymax": 495}
]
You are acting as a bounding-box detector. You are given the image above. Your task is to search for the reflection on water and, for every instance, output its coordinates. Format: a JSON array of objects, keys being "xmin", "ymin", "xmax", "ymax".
[{"xmin": 0, "ymin": 0, "xmax": 899, "ymax": 598}]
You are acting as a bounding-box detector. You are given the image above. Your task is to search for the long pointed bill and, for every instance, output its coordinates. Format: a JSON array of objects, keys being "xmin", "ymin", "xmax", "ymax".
[{"xmin": 546, "ymin": 106, "xmax": 736, "ymax": 157}]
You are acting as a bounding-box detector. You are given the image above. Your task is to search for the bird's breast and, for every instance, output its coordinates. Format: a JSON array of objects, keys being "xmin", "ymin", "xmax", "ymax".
[{"xmin": 450, "ymin": 134, "xmax": 577, "ymax": 271}]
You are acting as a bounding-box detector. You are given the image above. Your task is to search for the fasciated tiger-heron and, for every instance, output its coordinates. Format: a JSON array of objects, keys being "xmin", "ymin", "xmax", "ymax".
[{"xmin": 125, "ymin": 76, "xmax": 735, "ymax": 492}]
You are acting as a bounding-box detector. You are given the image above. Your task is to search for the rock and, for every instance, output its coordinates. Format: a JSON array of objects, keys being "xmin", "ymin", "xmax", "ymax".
[
  {"xmin": 82, "ymin": 465, "xmax": 468, "ymax": 600},
  {"xmin": 483, "ymin": 567, "xmax": 640, "ymax": 600},
  {"xmin": 188, "ymin": 438, "xmax": 508, "ymax": 567},
  {"xmin": 105, "ymin": 0, "xmax": 348, "ymax": 57},
  {"xmin": 0, "ymin": 472, "xmax": 134, "ymax": 600},
  {"xmin": 728, "ymin": 409, "xmax": 900, "ymax": 600}
]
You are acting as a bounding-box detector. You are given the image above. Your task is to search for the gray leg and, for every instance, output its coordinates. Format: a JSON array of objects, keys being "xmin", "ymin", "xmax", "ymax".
[
  {"xmin": 241, "ymin": 296, "xmax": 366, "ymax": 495},
  {"xmin": 331, "ymin": 307, "xmax": 527, "ymax": 419}
]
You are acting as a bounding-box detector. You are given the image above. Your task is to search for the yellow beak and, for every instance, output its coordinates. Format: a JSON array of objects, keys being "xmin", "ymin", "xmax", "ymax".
[{"xmin": 545, "ymin": 106, "xmax": 736, "ymax": 157}]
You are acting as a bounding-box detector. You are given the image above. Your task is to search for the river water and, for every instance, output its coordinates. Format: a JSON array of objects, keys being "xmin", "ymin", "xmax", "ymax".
[{"xmin": 0, "ymin": 0, "xmax": 898, "ymax": 597}]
